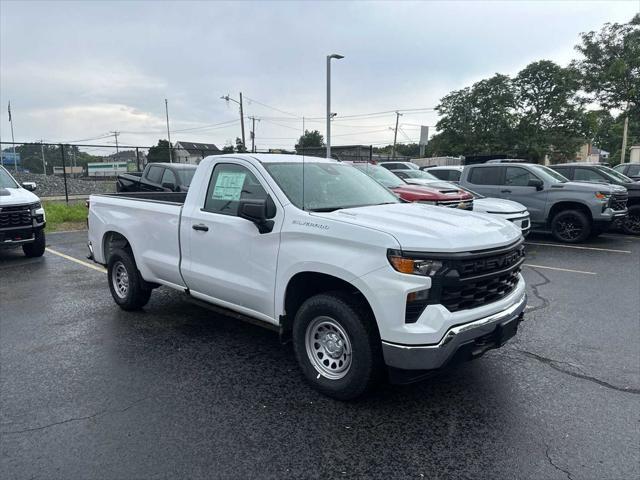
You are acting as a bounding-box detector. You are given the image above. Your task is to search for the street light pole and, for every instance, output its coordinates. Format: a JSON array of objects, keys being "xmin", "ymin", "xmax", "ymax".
[{"xmin": 326, "ymin": 54, "xmax": 344, "ymax": 159}]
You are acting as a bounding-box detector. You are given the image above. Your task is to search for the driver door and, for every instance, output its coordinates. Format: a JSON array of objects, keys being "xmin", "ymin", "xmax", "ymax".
[
  {"xmin": 180, "ymin": 161, "xmax": 283, "ymax": 322},
  {"xmin": 502, "ymin": 166, "xmax": 548, "ymax": 224}
]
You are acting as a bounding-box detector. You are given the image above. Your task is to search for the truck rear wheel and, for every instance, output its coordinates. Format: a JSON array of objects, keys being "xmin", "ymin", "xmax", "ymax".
[
  {"xmin": 551, "ymin": 209, "xmax": 591, "ymax": 243},
  {"xmin": 23, "ymin": 230, "xmax": 46, "ymax": 257},
  {"xmin": 107, "ymin": 248, "xmax": 151, "ymax": 310},
  {"xmin": 622, "ymin": 205, "xmax": 640, "ymax": 235},
  {"xmin": 292, "ymin": 291, "xmax": 382, "ymax": 400}
]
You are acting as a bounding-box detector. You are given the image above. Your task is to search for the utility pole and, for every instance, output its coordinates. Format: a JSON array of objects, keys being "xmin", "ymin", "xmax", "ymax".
[
  {"xmin": 392, "ymin": 111, "xmax": 402, "ymax": 159},
  {"xmin": 110, "ymin": 131, "xmax": 120, "ymax": 153},
  {"xmin": 221, "ymin": 93, "xmax": 246, "ymax": 149},
  {"xmin": 249, "ymin": 116, "xmax": 260, "ymax": 153},
  {"xmin": 621, "ymin": 103, "xmax": 629, "ymax": 164},
  {"xmin": 165, "ymin": 98, "xmax": 173, "ymax": 163},
  {"xmin": 40, "ymin": 140, "xmax": 46, "ymax": 175},
  {"xmin": 8, "ymin": 101, "xmax": 17, "ymax": 172}
]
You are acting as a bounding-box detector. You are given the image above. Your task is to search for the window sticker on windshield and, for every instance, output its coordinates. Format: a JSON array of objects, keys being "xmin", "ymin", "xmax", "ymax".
[{"xmin": 212, "ymin": 171, "xmax": 246, "ymax": 201}]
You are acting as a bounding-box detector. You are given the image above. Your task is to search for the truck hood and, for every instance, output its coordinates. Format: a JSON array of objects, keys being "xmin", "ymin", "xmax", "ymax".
[
  {"xmin": 312, "ymin": 203, "xmax": 521, "ymax": 252},
  {"xmin": 0, "ymin": 186, "xmax": 40, "ymax": 205},
  {"xmin": 553, "ymin": 181, "xmax": 627, "ymax": 195},
  {"xmin": 473, "ymin": 197, "xmax": 527, "ymax": 214},
  {"xmin": 404, "ymin": 178, "xmax": 459, "ymax": 190}
]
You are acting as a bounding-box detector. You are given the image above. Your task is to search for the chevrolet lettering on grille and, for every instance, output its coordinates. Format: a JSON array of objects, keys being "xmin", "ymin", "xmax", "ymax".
[{"xmin": 459, "ymin": 248, "xmax": 524, "ymax": 276}]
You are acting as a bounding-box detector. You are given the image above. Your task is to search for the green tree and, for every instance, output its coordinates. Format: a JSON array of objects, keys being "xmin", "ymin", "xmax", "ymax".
[
  {"xmin": 513, "ymin": 60, "xmax": 587, "ymax": 162},
  {"xmin": 235, "ymin": 137, "xmax": 247, "ymax": 153},
  {"xmin": 147, "ymin": 139, "xmax": 172, "ymax": 163},
  {"xmin": 221, "ymin": 144, "xmax": 234, "ymax": 153},
  {"xmin": 572, "ymin": 14, "xmax": 640, "ymax": 161},
  {"xmin": 296, "ymin": 130, "xmax": 324, "ymax": 150}
]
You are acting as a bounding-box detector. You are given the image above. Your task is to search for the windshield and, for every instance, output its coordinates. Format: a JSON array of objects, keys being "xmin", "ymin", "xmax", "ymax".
[
  {"xmin": 598, "ymin": 166, "xmax": 633, "ymax": 183},
  {"xmin": 398, "ymin": 170, "xmax": 438, "ymax": 180},
  {"xmin": 177, "ymin": 168, "xmax": 196, "ymax": 186},
  {"xmin": 264, "ymin": 162, "xmax": 400, "ymax": 212},
  {"xmin": 529, "ymin": 165, "xmax": 568, "ymax": 183},
  {"xmin": 0, "ymin": 166, "xmax": 19, "ymax": 188},
  {"xmin": 352, "ymin": 163, "xmax": 405, "ymax": 188}
]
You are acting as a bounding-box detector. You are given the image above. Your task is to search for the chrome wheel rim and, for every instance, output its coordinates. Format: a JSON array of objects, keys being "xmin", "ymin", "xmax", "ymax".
[
  {"xmin": 112, "ymin": 261, "xmax": 129, "ymax": 299},
  {"xmin": 305, "ymin": 316, "xmax": 352, "ymax": 380}
]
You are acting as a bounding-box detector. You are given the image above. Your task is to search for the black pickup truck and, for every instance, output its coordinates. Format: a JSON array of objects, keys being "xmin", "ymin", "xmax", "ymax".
[
  {"xmin": 116, "ymin": 163, "xmax": 197, "ymax": 193},
  {"xmin": 550, "ymin": 162, "xmax": 640, "ymax": 235}
]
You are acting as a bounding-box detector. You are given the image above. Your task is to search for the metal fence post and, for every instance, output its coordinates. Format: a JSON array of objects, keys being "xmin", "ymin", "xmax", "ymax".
[
  {"xmin": 60, "ymin": 144, "xmax": 69, "ymax": 204},
  {"xmin": 369, "ymin": 145, "xmax": 373, "ymax": 163},
  {"xmin": 135, "ymin": 147, "xmax": 140, "ymax": 172}
]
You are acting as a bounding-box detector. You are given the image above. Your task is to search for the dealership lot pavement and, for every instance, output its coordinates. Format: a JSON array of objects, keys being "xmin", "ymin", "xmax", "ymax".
[{"xmin": 1, "ymin": 231, "xmax": 639, "ymax": 479}]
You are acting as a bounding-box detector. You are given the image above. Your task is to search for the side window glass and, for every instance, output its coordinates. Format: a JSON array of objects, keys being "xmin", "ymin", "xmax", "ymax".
[
  {"xmin": 450, "ymin": 170, "xmax": 461, "ymax": 181},
  {"xmin": 469, "ymin": 167, "xmax": 502, "ymax": 185},
  {"xmin": 161, "ymin": 169, "xmax": 177, "ymax": 186},
  {"xmin": 203, "ymin": 163, "xmax": 267, "ymax": 216},
  {"xmin": 628, "ymin": 165, "xmax": 640, "ymax": 176},
  {"xmin": 574, "ymin": 168, "xmax": 604, "ymax": 182},
  {"xmin": 147, "ymin": 166, "xmax": 164, "ymax": 184},
  {"xmin": 505, "ymin": 167, "xmax": 536, "ymax": 186}
]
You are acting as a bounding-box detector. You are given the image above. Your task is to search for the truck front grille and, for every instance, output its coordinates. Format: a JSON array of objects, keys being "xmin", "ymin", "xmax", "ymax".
[
  {"xmin": 0, "ymin": 205, "xmax": 32, "ymax": 228},
  {"xmin": 440, "ymin": 268, "xmax": 521, "ymax": 312},
  {"xmin": 610, "ymin": 195, "xmax": 628, "ymax": 211}
]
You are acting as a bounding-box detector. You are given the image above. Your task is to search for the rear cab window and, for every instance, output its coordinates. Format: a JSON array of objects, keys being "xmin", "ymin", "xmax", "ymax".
[{"xmin": 468, "ymin": 166, "xmax": 503, "ymax": 185}]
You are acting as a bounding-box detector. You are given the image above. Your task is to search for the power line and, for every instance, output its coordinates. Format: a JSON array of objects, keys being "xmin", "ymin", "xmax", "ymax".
[{"xmin": 243, "ymin": 96, "xmax": 301, "ymax": 118}]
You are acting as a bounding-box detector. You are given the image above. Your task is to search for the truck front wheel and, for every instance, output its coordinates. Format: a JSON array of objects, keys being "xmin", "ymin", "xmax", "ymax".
[
  {"xmin": 622, "ymin": 205, "xmax": 640, "ymax": 235},
  {"xmin": 292, "ymin": 292, "xmax": 383, "ymax": 400},
  {"xmin": 107, "ymin": 248, "xmax": 151, "ymax": 310},
  {"xmin": 23, "ymin": 230, "xmax": 46, "ymax": 257},
  {"xmin": 551, "ymin": 209, "xmax": 591, "ymax": 243}
]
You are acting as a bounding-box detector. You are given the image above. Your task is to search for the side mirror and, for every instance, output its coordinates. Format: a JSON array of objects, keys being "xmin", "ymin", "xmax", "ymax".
[
  {"xmin": 528, "ymin": 178, "xmax": 544, "ymax": 191},
  {"xmin": 22, "ymin": 182, "xmax": 37, "ymax": 191},
  {"xmin": 162, "ymin": 182, "xmax": 176, "ymax": 191},
  {"xmin": 238, "ymin": 195, "xmax": 277, "ymax": 233}
]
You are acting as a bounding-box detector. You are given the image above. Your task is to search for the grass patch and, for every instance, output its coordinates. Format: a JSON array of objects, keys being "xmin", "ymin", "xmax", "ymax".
[{"xmin": 43, "ymin": 201, "xmax": 87, "ymax": 232}]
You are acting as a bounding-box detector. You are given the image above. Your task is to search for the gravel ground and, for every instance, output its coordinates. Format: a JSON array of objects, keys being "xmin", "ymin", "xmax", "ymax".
[{"xmin": 13, "ymin": 173, "xmax": 116, "ymax": 198}]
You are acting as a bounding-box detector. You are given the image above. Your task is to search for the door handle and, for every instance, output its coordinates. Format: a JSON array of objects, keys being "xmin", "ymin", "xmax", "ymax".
[
  {"xmin": 192, "ymin": 224, "xmax": 209, "ymax": 232},
  {"xmin": 501, "ymin": 189, "xmax": 512, "ymax": 193}
]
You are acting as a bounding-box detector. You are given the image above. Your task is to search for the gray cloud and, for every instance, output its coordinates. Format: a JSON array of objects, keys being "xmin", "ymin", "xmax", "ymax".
[{"xmin": 1, "ymin": 0, "xmax": 637, "ymax": 150}]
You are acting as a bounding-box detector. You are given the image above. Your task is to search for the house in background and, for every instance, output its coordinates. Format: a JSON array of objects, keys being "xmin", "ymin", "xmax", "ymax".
[
  {"xmin": 173, "ymin": 141, "xmax": 220, "ymax": 164},
  {"xmin": 575, "ymin": 143, "xmax": 610, "ymax": 163}
]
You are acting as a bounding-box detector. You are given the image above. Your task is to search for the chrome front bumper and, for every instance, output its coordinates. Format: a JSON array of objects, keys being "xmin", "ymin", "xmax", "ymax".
[{"xmin": 382, "ymin": 293, "xmax": 527, "ymax": 370}]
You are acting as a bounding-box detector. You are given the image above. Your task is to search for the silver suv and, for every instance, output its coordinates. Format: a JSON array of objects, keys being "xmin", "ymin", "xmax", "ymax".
[{"xmin": 459, "ymin": 162, "xmax": 628, "ymax": 243}]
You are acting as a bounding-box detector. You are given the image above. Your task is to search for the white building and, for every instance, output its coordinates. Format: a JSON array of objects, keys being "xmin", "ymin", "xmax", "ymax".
[{"xmin": 173, "ymin": 141, "xmax": 220, "ymax": 164}]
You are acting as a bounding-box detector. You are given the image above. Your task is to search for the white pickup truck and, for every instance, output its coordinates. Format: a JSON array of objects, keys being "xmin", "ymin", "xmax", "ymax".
[{"xmin": 88, "ymin": 154, "xmax": 527, "ymax": 399}]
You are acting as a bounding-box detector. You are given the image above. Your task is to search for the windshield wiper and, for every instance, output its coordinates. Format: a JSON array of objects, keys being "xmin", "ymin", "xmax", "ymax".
[{"xmin": 308, "ymin": 207, "xmax": 344, "ymax": 212}]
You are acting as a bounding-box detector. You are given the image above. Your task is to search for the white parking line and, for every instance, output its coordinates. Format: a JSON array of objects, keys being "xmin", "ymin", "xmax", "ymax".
[
  {"xmin": 601, "ymin": 233, "xmax": 640, "ymax": 241},
  {"xmin": 524, "ymin": 263, "xmax": 597, "ymax": 275},
  {"xmin": 45, "ymin": 247, "xmax": 107, "ymax": 273},
  {"xmin": 525, "ymin": 242, "xmax": 631, "ymax": 254}
]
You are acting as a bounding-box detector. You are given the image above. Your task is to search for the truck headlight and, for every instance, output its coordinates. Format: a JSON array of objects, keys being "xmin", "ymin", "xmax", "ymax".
[
  {"xmin": 387, "ymin": 249, "xmax": 443, "ymax": 276},
  {"xmin": 595, "ymin": 192, "xmax": 611, "ymax": 201}
]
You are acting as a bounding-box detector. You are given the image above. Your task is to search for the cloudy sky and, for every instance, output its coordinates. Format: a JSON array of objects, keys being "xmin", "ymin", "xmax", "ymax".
[{"xmin": 0, "ymin": 0, "xmax": 637, "ymax": 153}]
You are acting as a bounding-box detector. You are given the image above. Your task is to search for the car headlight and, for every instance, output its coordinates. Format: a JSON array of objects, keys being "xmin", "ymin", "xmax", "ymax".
[
  {"xmin": 387, "ymin": 249, "xmax": 443, "ymax": 276},
  {"xmin": 595, "ymin": 192, "xmax": 611, "ymax": 201}
]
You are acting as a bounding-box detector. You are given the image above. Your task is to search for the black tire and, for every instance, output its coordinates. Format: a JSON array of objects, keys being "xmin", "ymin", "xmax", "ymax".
[
  {"xmin": 551, "ymin": 209, "xmax": 591, "ymax": 243},
  {"xmin": 622, "ymin": 205, "xmax": 640, "ymax": 236},
  {"xmin": 107, "ymin": 248, "xmax": 151, "ymax": 310},
  {"xmin": 292, "ymin": 291, "xmax": 383, "ymax": 400},
  {"xmin": 23, "ymin": 229, "xmax": 46, "ymax": 257}
]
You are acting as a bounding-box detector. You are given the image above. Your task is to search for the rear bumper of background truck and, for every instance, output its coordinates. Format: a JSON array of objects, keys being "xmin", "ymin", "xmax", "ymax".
[{"xmin": 382, "ymin": 292, "xmax": 526, "ymax": 376}]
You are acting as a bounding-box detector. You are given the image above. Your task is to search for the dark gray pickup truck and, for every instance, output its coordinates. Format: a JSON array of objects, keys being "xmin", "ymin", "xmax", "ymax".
[{"xmin": 116, "ymin": 163, "xmax": 197, "ymax": 193}]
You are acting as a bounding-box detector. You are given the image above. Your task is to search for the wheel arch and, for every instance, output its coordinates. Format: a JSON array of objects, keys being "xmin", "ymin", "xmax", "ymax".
[
  {"xmin": 548, "ymin": 201, "xmax": 593, "ymax": 226},
  {"xmin": 102, "ymin": 230, "xmax": 132, "ymax": 264}
]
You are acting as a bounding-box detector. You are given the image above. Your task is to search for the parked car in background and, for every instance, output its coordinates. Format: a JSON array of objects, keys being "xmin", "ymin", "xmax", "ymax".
[
  {"xmin": 350, "ymin": 163, "xmax": 474, "ymax": 210},
  {"xmin": 88, "ymin": 154, "xmax": 526, "ymax": 400},
  {"xmin": 460, "ymin": 162, "xmax": 628, "ymax": 243},
  {"xmin": 422, "ymin": 165, "xmax": 464, "ymax": 182},
  {"xmin": 389, "ymin": 168, "xmax": 530, "ymax": 235},
  {"xmin": 550, "ymin": 163, "xmax": 640, "ymax": 235},
  {"xmin": 0, "ymin": 165, "xmax": 46, "ymax": 257},
  {"xmin": 613, "ymin": 163, "xmax": 640, "ymax": 182},
  {"xmin": 378, "ymin": 161, "xmax": 419, "ymax": 171},
  {"xmin": 116, "ymin": 163, "xmax": 197, "ymax": 193}
]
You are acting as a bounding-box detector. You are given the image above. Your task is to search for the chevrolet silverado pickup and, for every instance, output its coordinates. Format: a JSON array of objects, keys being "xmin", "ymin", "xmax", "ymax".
[
  {"xmin": 116, "ymin": 163, "xmax": 196, "ymax": 193},
  {"xmin": 88, "ymin": 154, "xmax": 527, "ymax": 399},
  {"xmin": 0, "ymin": 166, "xmax": 46, "ymax": 257}
]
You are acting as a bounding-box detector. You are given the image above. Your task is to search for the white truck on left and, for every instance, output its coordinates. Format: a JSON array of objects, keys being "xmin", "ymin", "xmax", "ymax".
[{"xmin": 0, "ymin": 165, "xmax": 46, "ymax": 257}]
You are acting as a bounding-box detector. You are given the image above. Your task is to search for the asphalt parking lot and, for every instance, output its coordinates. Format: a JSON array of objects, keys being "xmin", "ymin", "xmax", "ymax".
[{"xmin": 1, "ymin": 230, "xmax": 639, "ymax": 479}]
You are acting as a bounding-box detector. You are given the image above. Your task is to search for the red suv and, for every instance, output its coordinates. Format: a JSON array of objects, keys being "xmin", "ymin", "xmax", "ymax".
[{"xmin": 350, "ymin": 162, "xmax": 473, "ymax": 210}]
